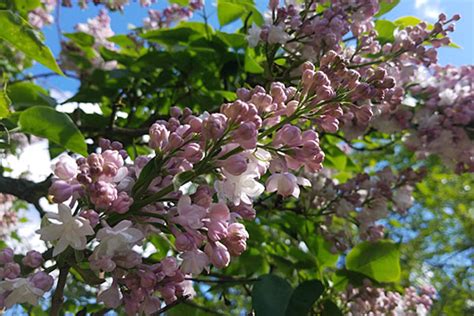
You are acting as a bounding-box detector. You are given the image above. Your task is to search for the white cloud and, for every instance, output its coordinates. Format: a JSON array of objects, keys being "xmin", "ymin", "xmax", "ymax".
[{"xmin": 415, "ymin": 0, "xmax": 443, "ymax": 20}]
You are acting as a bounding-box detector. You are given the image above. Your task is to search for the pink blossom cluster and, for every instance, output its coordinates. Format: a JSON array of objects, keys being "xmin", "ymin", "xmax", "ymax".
[
  {"xmin": 143, "ymin": 0, "xmax": 204, "ymax": 30},
  {"xmin": 308, "ymin": 167, "xmax": 425, "ymax": 251},
  {"xmin": 342, "ymin": 280, "xmax": 437, "ymax": 316},
  {"xmin": 373, "ymin": 64, "xmax": 474, "ymax": 173},
  {"xmin": 60, "ymin": 9, "xmax": 118, "ymax": 72},
  {"xmin": 40, "ymin": 59, "xmax": 380, "ymax": 313},
  {"xmin": 28, "ymin": 0, "xmax": 55, "ymax": 29},
  {"xmin": 0, "ymin": 248, "xmax": 53, "ymax": 309}
]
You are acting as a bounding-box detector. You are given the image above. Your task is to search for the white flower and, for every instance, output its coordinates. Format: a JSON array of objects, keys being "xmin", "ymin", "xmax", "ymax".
[
  {"xmin": 267, "ymin": 23, "xmax": 290, "ymax": 44},
  {"xmin": 266, "ymin": 172, "xmax": 311, "ymax": 198},
  {"xmin": 180, "ymin": 249, "xmax": 209, "ymax": 275},
  {"xmin": 246, "ymin": 23, "xmax": 262, "ymax": 47},
  {"xmin": 0, "ymin": 278, "xmax": 44, "ymax": 308},
  {"xmin": 37, "ymin": 204, "xmax": 94, "ymax": 256},
  {"xmin": 215, "ymin": 169, "xmax": 265, "ymax": 205},
  {"xmin": 92, "ymin": 220, "xmax": 144, "ymax": 258},
  {"xmin": 438, "ymin": 88, "xmax": 457, "ymax": 106}
]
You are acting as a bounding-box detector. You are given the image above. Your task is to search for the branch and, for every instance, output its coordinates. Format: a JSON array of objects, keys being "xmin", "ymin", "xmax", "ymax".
[
  {"xmin": 51, "ymin": 267, "xmax": 70, "ymax": 316},
  {"xmin": 0, "ymin": 174, "xmax": 51, "ymax": 216},
  {"xmin": 152, "ymin": 295, "xmax": 191, "ymax": 315}
]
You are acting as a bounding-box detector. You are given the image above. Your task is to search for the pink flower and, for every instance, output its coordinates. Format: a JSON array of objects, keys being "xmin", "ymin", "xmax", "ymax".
[
  {"xmin": 174, "ymin": 195, "xmax": 206, "ymax": 229},
  {"xmin": 202, "ymin": 113, "xmax": 227, "ymax": 141},
  {"xmin": 180, "ymin": 249, "xmax": 209, "ymax": 275},
  {"xmin": 49, "ymin": 180, "xmax": 75, "ymax": 203},
  {"xmin": 161, "ymin": 256, "xmax": 178, "ymax": 277},
  {"xmin": 98, "ymin": 282, "xmax": 122, "ymax": 308},
  {"xmin": 266, "ymin": 173, "xmax": 311, "ymax": 198}
]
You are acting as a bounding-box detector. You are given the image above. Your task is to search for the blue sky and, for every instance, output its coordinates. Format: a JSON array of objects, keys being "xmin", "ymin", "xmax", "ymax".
[{"xmin": 31, "ymin": 0, "xmax": 474, "ymax": 92}]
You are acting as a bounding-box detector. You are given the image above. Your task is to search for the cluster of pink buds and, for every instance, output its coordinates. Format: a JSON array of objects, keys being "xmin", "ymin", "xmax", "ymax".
[
  {"xmin": 248, "ymin": 1, "xmax": 381, "ymax": 57},
  {"xmin": 307, "ymin": 167, "xmax": 425, "ymax": 251},
  {"xmin": 0, "ymin": 248, "xmax": 53, "ymax": 309},
  {"xmin": 143, "ymin": 0, "xmax": 204, "ymax": 30},
  {"xmin": 372, "ymin": 64, "xmax": 474, "ymax": 173},
  {"xmin": 342, "ymin": 279, "xmax": 437, "ymax": 316}
]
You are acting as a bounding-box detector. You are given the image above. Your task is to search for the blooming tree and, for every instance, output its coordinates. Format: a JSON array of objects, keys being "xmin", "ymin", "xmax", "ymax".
[{"xmin": 0, "ymin": 0, "xmax": 472, "ymax": 315}]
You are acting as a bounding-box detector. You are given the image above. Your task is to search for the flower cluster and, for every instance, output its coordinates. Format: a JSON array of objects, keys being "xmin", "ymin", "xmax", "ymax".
[
  {"xmin": 60, "ymin": 9, "xmax": 118, "ymax": 72},
  {"xmin": 143, "ymin": 0, "xmax": 204, "ymax": 30},
  {"xmin": 0, "ymin": 248, "xmax": 53, "ymax": 309},
  {"xmin": 342, "ymin": 280, "xmax": 437, "ymax": 316},
  {"xmin": 306, "ymin": 167, "xmax": 425, "ymax": 251}
]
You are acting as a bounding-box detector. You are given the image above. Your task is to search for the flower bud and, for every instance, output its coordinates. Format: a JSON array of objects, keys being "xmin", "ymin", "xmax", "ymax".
[
  {"xmin": 22, "ymin": 250, "xmax": 43, "ymax": 268},
  {"xmin": 205, "ymin": 242, "xmax": 230, "ymax": 269},
  {"xmin": 54, "ymin": 155, "xmax": 78, "ymax": 180},
  {"xmin": 30, "ymin": 271, "xmax": 54, "ymax": 292},
  {"xmin": 0, "ymin": 248, "xmax": 14, "ymax": 264},
  {"xmin": 220, "ymin": 154, "xmax": 248, "ymax": 176}
]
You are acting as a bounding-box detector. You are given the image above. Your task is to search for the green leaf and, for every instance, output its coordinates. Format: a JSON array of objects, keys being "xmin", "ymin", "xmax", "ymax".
[
  {"xmin": 217, "ymin": 0, "xmax": 247, "ymax": 26},
  {"xmin": 19, "ymin": 106, "xmax": 87, "ymax": 156},
  {"xmin": 70, "ymin": 266, "xmax": 104, "ymax": 285},
  {"xmin": 0, "ymin": 88, "xmax": 11, "ymax": 119},
  {"xmin": 285, "ymin": 280, "xmax": 324, "ymax": 316},
  {"xmin": 394, "ymin": 16, "xmax": 423, "ymax": 28},
  {"xmin": 215, "ymin": 31, "xmax": 246, "ymax": 48},
  {"xmin": 252, "ymin": 274, "xmax": 293, "ymax": 316},
  {"xmin": 13, "ymin": 0, "xmax": 40, "ymax": 16},
  {"xmin": 321, "ymin": 300, "xmax": 343, "ymax": 316},
  {"xmin": 245, "ymin": 48, "xmax": 264, "ymax": 74},
  {"xmin": 375, "ymin": 20, "xmax": 396, "ymax": 44},
  {"xmin": 141, "ymin": 27, "xmax": 200, "ymax": 45},
  {"xmin": 346, "ymin": 240, "xmax": 401, "ymax": 283},
  {"xmin": 172, "ymin": 170, "xmax": 195, "ymax": 191},
  {"xmin": 7, "ymin": 82, "xmax": 56, "ymax": 110},
  {"xmin": 64, "ymin": 32, "xmax": 95, "ymax": 47},
  {"xmin": 375, "ymin": 0, "xmax": 400, "ymax": 17},
  {"xmin": 0, "ymin": 10, "xmax": 63, "ymax": 75},
  {"xmin": 168, "ymin": 0, "xmax": 189, "ymax": 5}
]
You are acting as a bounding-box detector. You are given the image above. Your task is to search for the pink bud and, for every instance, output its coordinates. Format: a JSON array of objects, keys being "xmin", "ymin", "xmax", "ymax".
[
  {"xmin": 80, "ymin": 209, "xmax": 100, "ymax": 227},
  {"xmin": 110, "ymin": 191, "xmax": 133, "ymax": 214},
  {"xmin": 220, "ymin": 154, "xmax": 248, "ymax": 176},
  {"xmin": 0, "ymin": 248, "xmax": 14, "ymax": 264},
  {"xmin": 205, "ymin": 242, "xmax": 230, "ymax": 269},
  {"xmin": 2, "ymin": 262, "xmax": 20, "ymax": 279},
  {"xmin": 224, "ymin": 223, "xmax": 249, "ymax": 256},
  {"xmin": 149, "ymin": 123, "xmax": 170, "ymax": 150},
  {"xmin": 49, "ymin": 180, "xmax": 74, "ymax": 203},
  {"xmin": 90, "ymin": 181, "xmax": 118, "ymax": 209},
  {"xmin": 139, "ymin": 270, "xmax": 157, "ymax": 289},
  {"xmin": 182, "ymin": 143, "xmax": 203, "ymax": 163},
  {"xmin": 54, "ymin": 155, "xmax": 78, "ymax": 180},
  {"xmin": 175, "ymin": 232, "xmax": 196, "ymax": 252},
  {"xmin": 22, "ymin": 250, "xmax": 43, "ymax": 268},
  {"xmin": 30, "ymin": 272, "xmax": 54, "ymax": 292},
  {"xmin": 233, "ymin": 122, "xmax": 258, "ymax": 149},
  {"xmin": 202, "ymin": 114, "xmax": 227, "ymax": 141},
  {"xmin": 191, "ymin": 185, "xmax": 214, "ymax": 208}
]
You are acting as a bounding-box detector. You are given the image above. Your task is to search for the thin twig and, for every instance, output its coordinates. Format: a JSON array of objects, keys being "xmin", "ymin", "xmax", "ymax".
[{"xmin": 51, "ymin": 266, "xmax": 70, "ymax": 316}]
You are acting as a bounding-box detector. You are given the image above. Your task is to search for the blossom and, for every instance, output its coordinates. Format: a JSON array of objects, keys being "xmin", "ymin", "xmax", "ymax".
[
  {"xmin": 37, "ymin": 204, "xmax": 94, "ymax": 256},
  {"xmin": 266, "ymin": 173, "xmax": 311, "ymax": 198},
  {"xmin": 215, "ymin": 169, "xmax": 264, "ymax": 205},
  {"xmin": 180, "ymin": 249, "xmax": 209, "ymax": 275},
  {"xmin": 92, "ymin": 220, "xmax": 144, "ymax": 258},
  {"xmin": 98, "ymin": 282, "xmax": 122, "ymax": 308},
  {"xmin": 0, "ymin": 278, "xmax": 45, "ymax": 308},
  {"xmin": 246, "ymin": 23, "xmax": 261, "ymax": 47},
  {"xmin": 174, "ymin": 195, "xmax": 207, "ymax": 229}
]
